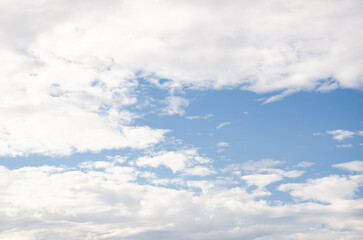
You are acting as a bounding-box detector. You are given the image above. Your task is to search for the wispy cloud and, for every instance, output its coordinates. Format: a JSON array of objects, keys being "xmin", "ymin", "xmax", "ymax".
[
  {"xmin": 185, "ymin": 114, "xmax": 213, "ymax": 120},
  {"xmin": 162, "ymin": 96, "xmax": 189, "ymax": 116},
  {"xmin": 216, "ymin": 122, "xmax": 232, "ymax": 130},
  {"xmin": 217, "ymin": 141, "xmax": 229, "ymax": 147},
  {"xmin": 336, "ymin": 144, "xmax": 353, "ymax": 148}
]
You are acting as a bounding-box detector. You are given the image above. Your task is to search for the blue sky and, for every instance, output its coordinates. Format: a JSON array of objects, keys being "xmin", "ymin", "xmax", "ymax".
[{"xmin": 1, "ymin": 0, "xmax": 363, "ymax": 239}]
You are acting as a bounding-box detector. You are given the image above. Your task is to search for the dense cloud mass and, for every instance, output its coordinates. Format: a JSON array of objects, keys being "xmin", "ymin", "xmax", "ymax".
[
  {"xmin": 0, "ymin": 160, "xmax": 363, "ymax": 240},
  {"xmin": 1, "ymin": 0, "xmax": 363, "ymax": 155},
  {"xmin": 1, "ymin": 0, "xmax": 363, "ymax": 239}
]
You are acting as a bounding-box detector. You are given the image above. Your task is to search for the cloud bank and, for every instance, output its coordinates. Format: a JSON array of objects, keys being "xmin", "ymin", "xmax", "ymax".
[
  {"xmin": 0, "ymin": 159, "xmax": 362, "ymax": 240},
  {"xmin": 1, "ymin": 0, "xmax": 363, "ymax": 155}
]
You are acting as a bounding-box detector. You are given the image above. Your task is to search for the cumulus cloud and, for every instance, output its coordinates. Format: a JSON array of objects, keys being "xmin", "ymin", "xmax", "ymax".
[
  {"xmin": 279, "ymin": 174, "xmax": 363, "ymax": 203},
  {"xmin": 135, "ymin": 149, "xmax": 211, "ymax": 174},
  {"xmin": 0, "ymin": 161, "xmax": 362, "ymax": 239},
  {"xmin": 242, "ymin": 170, "xmax": 303, "ymax": 188},
  {"xmin": 333, "ymin": 161, "xmax": 363, "ymax": 172},
  {"xmin": 2, "ymin": 0, "xmax": 363, "ymax": 97},
  {"xmin": 1, "ymin": 0, "xmax": 363, "ymax": 155},
  {"xmin": 327, "ymin": 129, "xmax": 355, "ymax": 141},
  {"xmin": 1, "ymin": 0, "xmax": 363, "ymax": 238},
  {"xmin": 224, "ymin": 159, "xmax": 304, "ymax": 189}
]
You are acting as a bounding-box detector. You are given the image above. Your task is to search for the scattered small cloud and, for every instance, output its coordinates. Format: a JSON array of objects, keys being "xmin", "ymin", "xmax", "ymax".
[
  {"xmin": 313, "ymin": 132, "xmax": 323, "ymax": 136},
  {"xmin": 336, "ymin": 144, "xmax": 353, "ymax": 148},
  {"xmin": 185, "ymin": 114, "xmax": 213, "ymax": 120},
  {"xmin": 327, "ymin": 129, "xmax": 355, "ymax": 141},
  {"xmin": 243, "ymin": 112, "xmax": 248, "ymax": 115},
  {"xmin": 216, "ymin": 121, "xmax": 232, "ymax": 130},
  {"xmin": 294, "ymin": 162, "xmax": 315, "ymax": 168},
  {"xmin": 217, "ymin": 141, "xmax": 229, "ymax": 147}
]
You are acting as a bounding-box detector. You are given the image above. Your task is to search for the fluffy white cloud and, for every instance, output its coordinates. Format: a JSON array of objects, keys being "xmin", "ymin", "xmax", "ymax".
[
  {"xmin": 182, "ymin": 166, "xmax": 216, "ymax": 177},
  {"xmin": 224, "ymin": 159, "xmax": 304, "ymax": 189},
  {"xmin": 162, "ymin": 96, "xmax": 189, "ymax": 116},
  {"xmin": 241, "ymin": 170, "xmax": 303, "ymax": 188},
  {"xmin": 327, "ymin": 129, "xmax": 355, "ymax": 141},
  {"xmin": 1, "ymin": 0, "xmax": 363, "ymax": 156},
  {"xmin": 242, "ymin": 174, "xmax": 283, "ymax": 188},
  {"xmin": 0, "ymin": 49, "xmax": 168, "ymax": 156},
  {"xmin": 135, "ymin": 149, "xmax": 211, "ymax": 173},
  {"xmin": 0, "ymin": 162, "xmax": 362, "ymax": 239},
  {"xmin": 279, "ymin": 175, "xmax": 363, "ymax": 203},
  {"xmin": 333, "ymin": 161, "xmax": 363, "ymax": 172}
]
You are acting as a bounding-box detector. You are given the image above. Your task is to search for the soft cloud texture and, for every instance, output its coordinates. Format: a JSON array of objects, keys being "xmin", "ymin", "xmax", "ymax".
[
  {"xmin": 327, "ymin": 129, "xmax": 356, "ymax": 141},
  {"xmin": 0, "ymin": 161, "xmax": 362, "ymax": 239},
  {"xmin": 162, "ymin": 96, "xmax": 189, "ymax": 116},
  {"xmin": 135, "ymin": 149, "xmax": 211, "ymax": 174},
  {"xmin": 1, "ymin": 0, "xmax": 363, "ymax": 239},
  {"xmin": 216, "ymin": 122, "xmax": 232, "ymax": 130},
  {"xmin": 1, "ymin": 0, "xmax": 363, "ymax": 155},
  {"xmin": 333, "ymin": 161, "xmax": 363, "ymax": 172}
]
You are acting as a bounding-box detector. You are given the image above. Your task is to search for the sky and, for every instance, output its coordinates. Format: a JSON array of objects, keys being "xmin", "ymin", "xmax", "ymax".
[{"xmin": 0, "ymin": 0, "xmax": 363, "ymax": 239}]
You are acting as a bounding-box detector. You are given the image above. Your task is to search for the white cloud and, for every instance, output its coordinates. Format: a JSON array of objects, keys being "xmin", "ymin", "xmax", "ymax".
[
  {"xmin": 182, "ymin": 166, "xmax": 216, "ymax": 177},
  {"xmin": 242, "ymin": 174, "xmax": 283, "ymax": 188},
  {"xmin": 106, "ymin": 155, "xmax": 127, "ymax": 163},
  {"xmin": 0, "ymin": 162, "xmax": 362, "ymax": 239},
  {"xmin": 0, "ymin": 105, "xmax": 168, "ymax": 156},
  {"xmin": 217, "ymin": 141, "xmax": 229, "ymax": 147},
  {"xmin": 333, "ymin": 161, "xmax": 363, "ymax": 172},
  {"xmin": 162, "ymin": 96, "xmax": 189, "ymax": 116},
  {"xmin": 294, "ymin": 161, "xmax": 315, "ymax": 168},
  {"xmin": 279, "ymin": 175, "xmax": 363, "ymax": 203},
  {"xmin": 216, "ymin": 122, "xmax": 232, "ymax": 130},
  {"xmin": 224, "ymin": 159, "xmax": 281, "ymax": 173},
  {"xmin": 313, "ymin": 132, "xmax": 323, "ymax": 136},
  {"xmin": 1, "ymin": 0, "xmax": 363, "ymax": 155},
  {"xmin": 336, "ymin": 144, "xmax": 353, "ymax": 148},
  {"xmin": 2, "ymin": 0, "xmax": 363, "ymax": 97},
  {"xmin": 78, "ymin": 161, "xmax": 114, "ymax": 169},
  {"xmin": 224, "ymin": 159, "xmax": 303, "ymax": 188},
  {"xmin": 135, "ymin": 149, "xmax": 210, "ymax": 173},
  {"xmin": 242, "ymin": 170, "xmax": 303, "ymax": 188},
  {"xmin": 327, "ymin": 129, "xmax": 355, "ymax": 141},
  {"xmin": 185, "ymin": 114, "xmax": 213, "ymax": 120}
]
